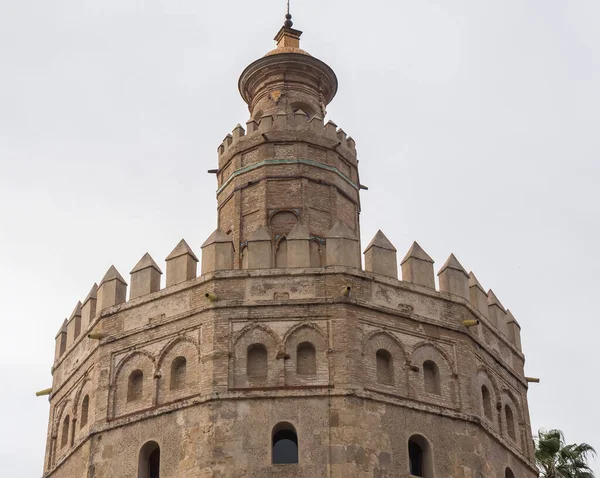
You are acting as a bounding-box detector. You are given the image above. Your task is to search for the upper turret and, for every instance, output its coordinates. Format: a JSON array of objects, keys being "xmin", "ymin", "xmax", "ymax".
[
  {"xmin": 217, "ymin": 13, "xmax": 359, "ymax": 267},
  {"xmin": 238, "ymin": 13, "xmax": 338, "ymax": 120}
]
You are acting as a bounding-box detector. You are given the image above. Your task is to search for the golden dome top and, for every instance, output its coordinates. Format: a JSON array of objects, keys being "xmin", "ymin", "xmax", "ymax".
[{"xmin": 264, "ymin": 46, "xmax": 311, "ymax": 57}]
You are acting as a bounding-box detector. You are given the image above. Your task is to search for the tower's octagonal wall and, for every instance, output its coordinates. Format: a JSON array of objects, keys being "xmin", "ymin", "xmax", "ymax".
[
  {"xmin": 44, "ymin": 268, "xmax": 536, "ymax": 478},
  {"xmin": 42, "ymin": 15, "xmax": 536, "ymax": 478}
]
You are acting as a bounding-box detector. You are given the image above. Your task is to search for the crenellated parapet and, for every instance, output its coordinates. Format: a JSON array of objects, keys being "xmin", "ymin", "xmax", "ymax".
[
  {"xmin": 358, "ymin": 231, "xmax": 524, "ymax": 354},
  {"xmin": 51, "ymin": 226, "xmax": 524, "ymax": 384},
  {"xmin": 217, "ymin": 113, "xmax": 357, "ymax": 169}
]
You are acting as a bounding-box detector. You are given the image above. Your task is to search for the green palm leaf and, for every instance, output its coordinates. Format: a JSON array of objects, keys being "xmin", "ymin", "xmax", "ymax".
[{"xmin": 535, "ymin": 429, "xmax": 596, "ymax": 478}]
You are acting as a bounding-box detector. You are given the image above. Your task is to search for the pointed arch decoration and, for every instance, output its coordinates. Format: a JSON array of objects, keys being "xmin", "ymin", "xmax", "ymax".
[
  {"xmin": 232, "ymin": 322, "xmax": 282, "ymax": 350},
  {"xmin": 282, "ymin": 322, "xmax": 327, "ymax": 350},
  {"xmin": 411, "ymin": 341, "xmax": 458, "ymax": 376},
  {"xmin": 113, "ymin": 349, "xmax": 156, "ymax": 386},
  {"xmin": 156, "ymin": 335, "xmax": 200, "ymax": 372},
  {"xmin": 362, "ymin": 330, "xmax": 410, "ymax": 364}
]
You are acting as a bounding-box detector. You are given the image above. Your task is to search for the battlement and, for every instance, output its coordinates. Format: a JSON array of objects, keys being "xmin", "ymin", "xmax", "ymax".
[
  {"xmin": 217, "ymin": 112, "xmax": 357, "ymax": 164},
  {"xmin": 52, "ymin": 225, "xmax": 523, "ymax": 378}
]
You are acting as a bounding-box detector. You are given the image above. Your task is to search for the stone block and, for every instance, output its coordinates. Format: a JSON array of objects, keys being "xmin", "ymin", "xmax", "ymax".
[
  {"xmin": 401, "ymin": 241, "xmax": 435, "ymax": 288},
  {"xmin": 438, "ymin": 254, "xmax": 469, "ymax": 300},
  {"xmin": 130, "ymin": 253, "xmax": 163, "ymax": 299},
  {"xmin": 286, "ymin": 223, "xmax": 311, "ymax": 268},
  {"xmin": 201, "ymin": 229, "xmax": 234, "ymax": 274},
  {"xmin": 165, "ymin": 239, "xmax": 198, "ymax": 287},
  {"xmin": 364, "ymin": 230, "xmax": 397, "ymax": 278},
  {"xmin": 81, "ymin": 283, "xmax": 98, "ymax": 331},
  {"xmin": 325, "ymin": 220, "xmax": 360, "ymax": 268},
  {"xmin": 96, "ymin": 265, "xmax": 127, "ymax": 311},
  {"xmin": 506, "ymin": 310, "xmax": 522, "ymax": 351},
  {"xmin": 54, "ymin": 319, "xmax": 67, "ymax": 361},
  {"xmin": 487, "ymin": 289, "xmax": 508, "ymax": 335},
  {"xmin": 468, "ymin": 272, "xmax": 488, "ymax": 317},
  {"xmin": 66, "ymin": 302, "xmax": 82, "ymax": 346},
  {"xmin": 247, "ymin": 226, "xmax": 272, "ymax": 269}
]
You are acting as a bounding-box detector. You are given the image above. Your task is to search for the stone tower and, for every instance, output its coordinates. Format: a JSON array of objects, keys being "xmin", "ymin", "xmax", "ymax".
[{"xmin": 41, "ymin": 14, "xmax": 538, "ymax": 478}]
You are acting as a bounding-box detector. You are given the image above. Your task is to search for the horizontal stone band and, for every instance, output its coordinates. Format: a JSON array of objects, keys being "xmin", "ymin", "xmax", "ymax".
[{"xmin": 216, "ymin": 158, "xmax": 359, "ymax": 195}]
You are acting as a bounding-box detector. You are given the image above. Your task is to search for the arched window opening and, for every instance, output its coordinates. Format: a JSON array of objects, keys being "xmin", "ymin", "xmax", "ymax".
[
  {"xmin": 481, "ymin": 385, "xmax": 492, "ymax": 420},
  {"xmin": 505, "ymin": 405, "xmax": 516, "ymax": 441},
  {"xmin": 60, "ymin": 415, "xmax": 70, "ymax": 448},
  {"xmin": 80, "ymin": 395, "xmax": 89, "ymax": 428},
  {"xmin": 127, "ymin": 369, "xmax": 144, "ymax": 402},
  {"xmin": 170, "ymin": 356, "xmax": 187, "ymax": 390},
  {"xmin": 505, "ymin": 467, "xmax": 516, "ymax": 478},
  {"xmin": 247, "ymin": 343, "xmax": 268, "ymax": 378},
  {"xmin": 409, "ymin": 440, "xmax": 423, "ymax": 476},
  {"xmin": 296, "ymin": 342, "xmax": 316, "ymax": 375},
  {"xmin": 138, "ymin": 441, "xmax": 160, "ymax": 478},
  {"xmin": 423, "ymin": 361, "xmax": 440, "ymax": 395},
  {"xmin": 275, "ymin": 237, "xmax": 288, "ymax": 268},
  {"xmin": 376, "ymin": 349, "xmax": 393, "ymax": 384},
  {"xmin": 272, "ymin": 422, "xmax": 298, "ymax": 464},
  {"xmin": 408, "ymin": 434, "xmax": 433, "ymax": 477}
]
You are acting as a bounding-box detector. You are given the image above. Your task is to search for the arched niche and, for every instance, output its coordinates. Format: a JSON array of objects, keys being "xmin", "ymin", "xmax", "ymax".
[
  {"xmin": 283, "ymin": 323, "xmax": 328, "ymax": 386},
  {"xmin": 272, "ymin": 422, "xmax": 299, "ymax": 465},
  {"xmin": 232, "ymin": 324, "xmax": 281, "ymax": 388},
  {"xmin": 113, "ymin": 351, "xmax": 155, "ymax": 417},
  {"xmin": 156, "ymin": 338, "xmax": 200, "ymax": 404},
  {"xmin": 138, "ymin": 441, "xmax": 160, "ymax": 478}
]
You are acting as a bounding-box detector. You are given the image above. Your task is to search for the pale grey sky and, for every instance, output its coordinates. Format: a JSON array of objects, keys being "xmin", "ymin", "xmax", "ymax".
[{"xmin": 1, "ymin": 1, "xmax": 598, "ymax": 476}]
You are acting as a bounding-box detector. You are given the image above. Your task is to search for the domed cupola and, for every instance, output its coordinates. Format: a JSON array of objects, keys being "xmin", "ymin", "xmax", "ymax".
[{"xmin": 238, "ymin": 13, "xmax": 338, "ymax": 120}]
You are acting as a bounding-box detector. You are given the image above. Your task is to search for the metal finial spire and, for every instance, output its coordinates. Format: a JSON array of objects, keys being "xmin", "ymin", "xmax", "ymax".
[{"xmin": 284, "ymin": 0, "xmax": 293, "ymax": 28}]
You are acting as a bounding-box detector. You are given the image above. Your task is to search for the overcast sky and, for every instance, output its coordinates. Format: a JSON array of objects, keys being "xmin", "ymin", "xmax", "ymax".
[{"xmin": 1, "ymin": 0, "xmax": 598, "ymax": 476}]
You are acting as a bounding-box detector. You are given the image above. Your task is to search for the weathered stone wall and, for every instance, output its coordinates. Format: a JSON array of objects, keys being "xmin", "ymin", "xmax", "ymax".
[
  {"xmin": 46, "ymin": 395, "xmax": 535, "ymax": 478},
  {"xmin": 45, "ymin": 268, "xmax": 535, "ymax": 477}
]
